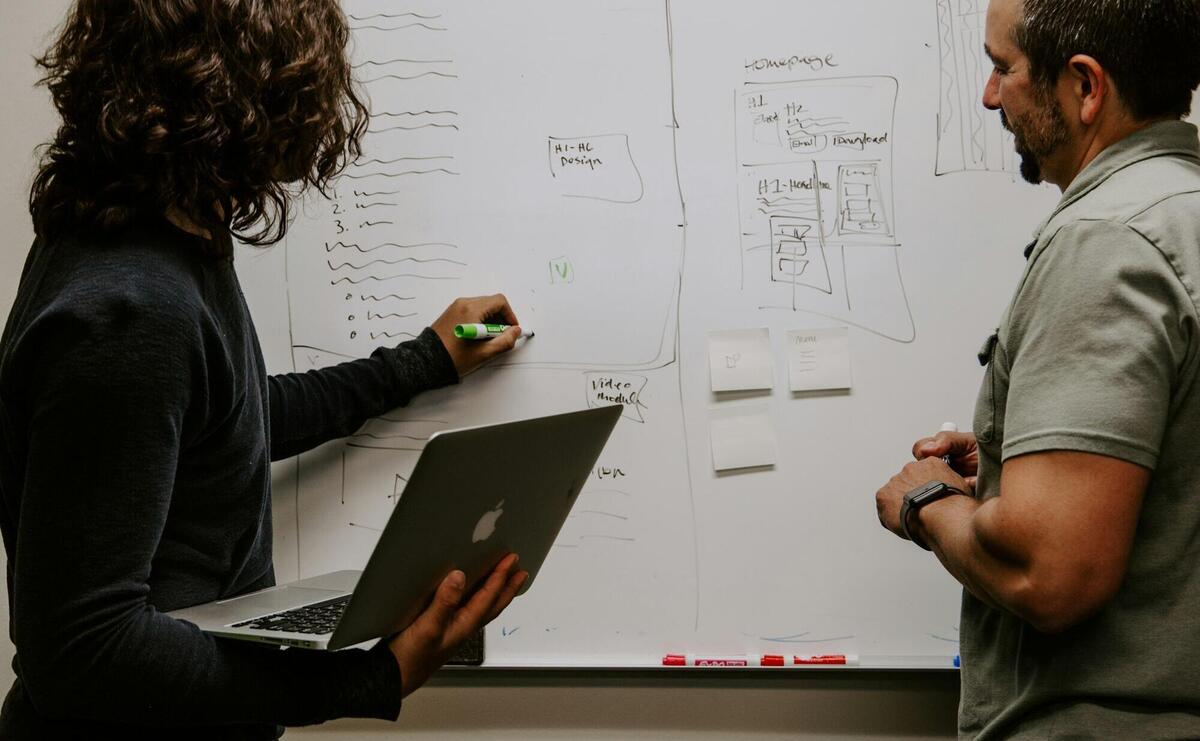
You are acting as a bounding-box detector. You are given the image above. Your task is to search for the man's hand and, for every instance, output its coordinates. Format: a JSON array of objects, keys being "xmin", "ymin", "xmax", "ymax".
[
  {"xmin": 875, "ymin": 457, "xmax": 971, "ymax": 541},
  {"xmin": 388, "ymin": 553, "xmax": 528, "ymax": 698},
  {"xmin": 430, "ymin": 295, "xmax": 525, "ymax": 377},
  {"xmin": 913, "ymin": 429, "xmax": 979, "ymax": 488}
]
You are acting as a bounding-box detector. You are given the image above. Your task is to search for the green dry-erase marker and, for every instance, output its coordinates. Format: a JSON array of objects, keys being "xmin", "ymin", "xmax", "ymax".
[{"xmin": 453, "ymin": 323, "xmax": 534, "ymax": 340}]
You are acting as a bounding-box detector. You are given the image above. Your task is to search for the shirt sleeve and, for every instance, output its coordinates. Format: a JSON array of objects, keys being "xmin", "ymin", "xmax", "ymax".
[
  {"xmin": 1001, "ymin": 219, "xmax": 1194, "ymax": 468},
  {"xmin": 11, "ymin": 299, "xmax": 402, "ymax": 728},
  {"xmin": 268, "ymin": 328, "xmax": 458, "ymax": 461}
]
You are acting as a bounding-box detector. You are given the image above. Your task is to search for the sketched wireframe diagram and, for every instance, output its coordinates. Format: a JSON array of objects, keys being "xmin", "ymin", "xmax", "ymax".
[
  {"xmin": 934, "ymin": 0, "xmax": 1018, "ymax": 175},
  {"xmin": 735, "ymin": 76, "xmax": 915, "ymax": 343}
]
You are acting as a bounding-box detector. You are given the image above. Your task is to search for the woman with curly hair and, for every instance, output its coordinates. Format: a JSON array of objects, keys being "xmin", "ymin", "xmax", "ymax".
[{"xmin": 0, "ymin": 1, "xmax": 529, "ymax": 738}]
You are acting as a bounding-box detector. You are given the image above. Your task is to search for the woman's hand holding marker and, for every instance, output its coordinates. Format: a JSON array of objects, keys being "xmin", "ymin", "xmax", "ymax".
[
  {"xmin": 430, "ymin": 294, "xmax": 531, "ymax": 377},
  {"xmin": 454, "ymin": 323, "xmax": 535, "ymax": 340}
]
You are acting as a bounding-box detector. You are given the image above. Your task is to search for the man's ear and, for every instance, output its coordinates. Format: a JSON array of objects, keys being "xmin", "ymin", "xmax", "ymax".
[{"xmin": 1066, "ymin": 54, "xmax": 1108, "ymax": 126}]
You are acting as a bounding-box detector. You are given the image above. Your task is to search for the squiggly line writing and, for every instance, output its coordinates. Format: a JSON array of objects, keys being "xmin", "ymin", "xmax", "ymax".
[
  {"xmin": 327, "ymin": 256, "xmax": 466, "ymax": 270},
  {"xmin": 360, "ymin": 294, "xmax": 416, "ymax": 302},
  {"xmin": 357, "ymin": 156, "xmax": 454, "ymax": 165},
  {"xmin": 368, "ymin": 123, "xmax": 461, "ymax": 133},
  {"xmin": 341, "ymin": 169, "xmax": 460, "ymax": 179},
  {"xmin": 348, "ymin": 12, "xmax": 442, "ymax": 21},
  {"xmin": 331, "ymin": 274, "xmax": 461, "ymax": 285},
  {"xmin": 353, "ymin": 59, "xmax": 451, "ymax": 68},
  {"xmin": 362, "ymin": 72, "xmax": 458, "ymax": 83},
  {"xmin": 367, "ymin": 312, "xmax": 418, "ymax": 320},
  {"xmin": 371, "ymin": 110, "xmax": 459, "ymax": 117},
  {"xmin": 350, "ymin": 23, "xmax": 447, "ymax": 32}
]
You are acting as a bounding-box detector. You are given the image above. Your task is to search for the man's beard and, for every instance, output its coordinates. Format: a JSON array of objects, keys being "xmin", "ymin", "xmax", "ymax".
[{"xmin": 1000, "ymin": 90, "xmax": 1069, "ymax": 184}]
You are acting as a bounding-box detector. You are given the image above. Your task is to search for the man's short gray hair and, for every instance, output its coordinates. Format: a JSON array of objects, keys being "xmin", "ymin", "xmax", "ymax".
[{"xmin": 1015, "ymin": 0, "xmax": 1200, "ymax": 120}]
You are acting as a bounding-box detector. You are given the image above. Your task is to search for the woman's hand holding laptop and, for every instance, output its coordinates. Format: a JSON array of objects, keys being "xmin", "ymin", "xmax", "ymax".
[{"xmin": 388, "ymin": 553, "xmax": 529, "ymax": 697}]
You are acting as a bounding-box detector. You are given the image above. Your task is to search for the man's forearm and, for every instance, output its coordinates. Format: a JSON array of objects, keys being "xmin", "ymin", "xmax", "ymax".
[
  {"xmin": 906, "ymin": 450, "xmax": 1148, "ymax": 634},
  {"xmin": 916, "ymin": 495, "xmax": 1036, "ymax": 619}
]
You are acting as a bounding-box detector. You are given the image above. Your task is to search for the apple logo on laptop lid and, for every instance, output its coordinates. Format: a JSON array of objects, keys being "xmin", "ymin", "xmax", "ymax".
[{"xmin": 473, "ymin": 500, "xmax": 504, "ymax": 543}]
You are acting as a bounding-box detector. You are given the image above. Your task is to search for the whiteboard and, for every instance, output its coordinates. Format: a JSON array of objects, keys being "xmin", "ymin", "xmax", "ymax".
[{"xmin": 236, "ymin": 0, "xmax": 1059, "ymax": 669}]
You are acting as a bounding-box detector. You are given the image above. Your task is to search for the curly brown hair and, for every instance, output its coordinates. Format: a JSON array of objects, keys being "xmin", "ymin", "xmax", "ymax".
[{"xmin": 29, "ymin": 0, "xmax": 369, "ymax": 255}]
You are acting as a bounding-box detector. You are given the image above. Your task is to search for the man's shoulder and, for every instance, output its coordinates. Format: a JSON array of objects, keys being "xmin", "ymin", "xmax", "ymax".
[
  {"xmin": 1039, "ymin": 150, "xmax": 1200, "ymax": 298},
  {"xmin": 1062, "ymin": 148, "xmax": 1200, "ymax": 232},
  {"xmin": 1098, "ymin": 153, "xmax": 1200, "ymax": 310}
]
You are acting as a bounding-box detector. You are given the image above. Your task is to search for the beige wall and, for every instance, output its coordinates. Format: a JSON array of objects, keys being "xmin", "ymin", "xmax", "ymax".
[
  {"xmin": 0, "ymin": 3, "xmax": 958, "ymax": 737},
  {"xmin": 0, "ymin": 1, "xmax": 64, "ymax": 719}
]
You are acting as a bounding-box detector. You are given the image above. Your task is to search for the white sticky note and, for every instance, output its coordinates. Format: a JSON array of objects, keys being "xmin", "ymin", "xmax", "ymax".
[
  {"xmin": 708, "ymin": 328, "xmax": 774, "ymax": 392},
  {"xmin": 788, "ymin": 327, "xmax": 852, "ymax": 392},
  {"xmin": 709, "ymin": 405, "xmax": 778, "ymax": 472}
]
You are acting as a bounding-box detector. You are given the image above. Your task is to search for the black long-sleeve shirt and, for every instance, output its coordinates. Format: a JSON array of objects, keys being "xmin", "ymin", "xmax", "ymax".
[{"xmin": 0, "ymin": 219, "xmax": 458, "ymax": 739}]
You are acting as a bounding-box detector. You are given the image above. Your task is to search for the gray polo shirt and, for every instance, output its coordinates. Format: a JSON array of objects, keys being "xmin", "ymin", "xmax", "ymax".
[{"xmin": 962, "ymin": 121, "xmax": 1200, "ymax": 739}]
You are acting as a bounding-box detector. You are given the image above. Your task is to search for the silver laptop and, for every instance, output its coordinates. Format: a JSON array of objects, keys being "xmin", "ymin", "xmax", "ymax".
[{"xmin": 167, "ymin": 405, "xmax": 622, "ymax": 650}]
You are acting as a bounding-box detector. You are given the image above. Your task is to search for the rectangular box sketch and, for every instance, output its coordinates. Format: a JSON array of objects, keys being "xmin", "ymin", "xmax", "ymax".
[
  {"xmin": 548, "ymin": 134, "xmax": 645, "ymax": 204},
  {"xmin": 770, "ymin": 217, "xmax": 831, "ymax": 293},
  {"xmin": 735, "ymin": 76, "xmax": 914, "ymax": 343},
  {"xmin": 935, "ymin": 0, "xmax": 1018, "ymax": 175},
  {"xmin": 838, "ymin": 163, "xmax": 889, "ymax": 236}
]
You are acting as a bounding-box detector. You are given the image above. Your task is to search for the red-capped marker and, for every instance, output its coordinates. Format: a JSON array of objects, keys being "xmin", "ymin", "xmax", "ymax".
[
  {"xmin": 793, "ymin": 654, "xmax": 859, "ymax": 666},
  {"xmin": 662, "ymin": 654, "xmax": 783, "ymax": 667},
  {"xmin": 693, "ymin": 656, "xmax": 750, "ymax": 667}
]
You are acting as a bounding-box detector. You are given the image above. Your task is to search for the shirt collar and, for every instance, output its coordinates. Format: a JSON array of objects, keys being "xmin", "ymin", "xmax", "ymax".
[{"xmin": 1031, "ymin": 120, "xmax": 1200, "ymax": 243}]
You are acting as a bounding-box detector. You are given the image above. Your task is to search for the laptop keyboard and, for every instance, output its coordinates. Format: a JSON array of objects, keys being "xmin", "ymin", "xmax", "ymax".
[{"xmin": 231, "ymin": 595, "xmax": 351, "ymax": 635}]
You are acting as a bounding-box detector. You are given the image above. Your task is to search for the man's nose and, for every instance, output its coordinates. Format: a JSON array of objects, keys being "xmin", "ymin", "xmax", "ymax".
[{"xmin": 982, "ymin": 69, "xmax": 1002, "ymax": 111}]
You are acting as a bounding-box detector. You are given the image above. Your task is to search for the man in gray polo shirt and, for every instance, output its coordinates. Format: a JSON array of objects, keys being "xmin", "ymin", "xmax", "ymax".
[{"xmin": 874, "ymin": 0, "xmax": 1200, "ymax": 737}]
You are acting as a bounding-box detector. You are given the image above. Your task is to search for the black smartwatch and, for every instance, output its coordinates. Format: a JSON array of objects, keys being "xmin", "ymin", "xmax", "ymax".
[{"xmin": 900, "ymin": 481, "xmax": 966, "ymax": 551}]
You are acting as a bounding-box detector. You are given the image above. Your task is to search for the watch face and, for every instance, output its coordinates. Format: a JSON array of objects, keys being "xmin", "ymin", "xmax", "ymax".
[{"xmin": 909, "ymin": 482, "xmax": 947, "ymax": 506}]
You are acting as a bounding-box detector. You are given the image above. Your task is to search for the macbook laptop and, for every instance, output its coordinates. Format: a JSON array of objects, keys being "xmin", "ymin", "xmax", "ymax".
[{"xmin": 167, "ymin": 405, "xmax": 622, "ymax": 650}]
